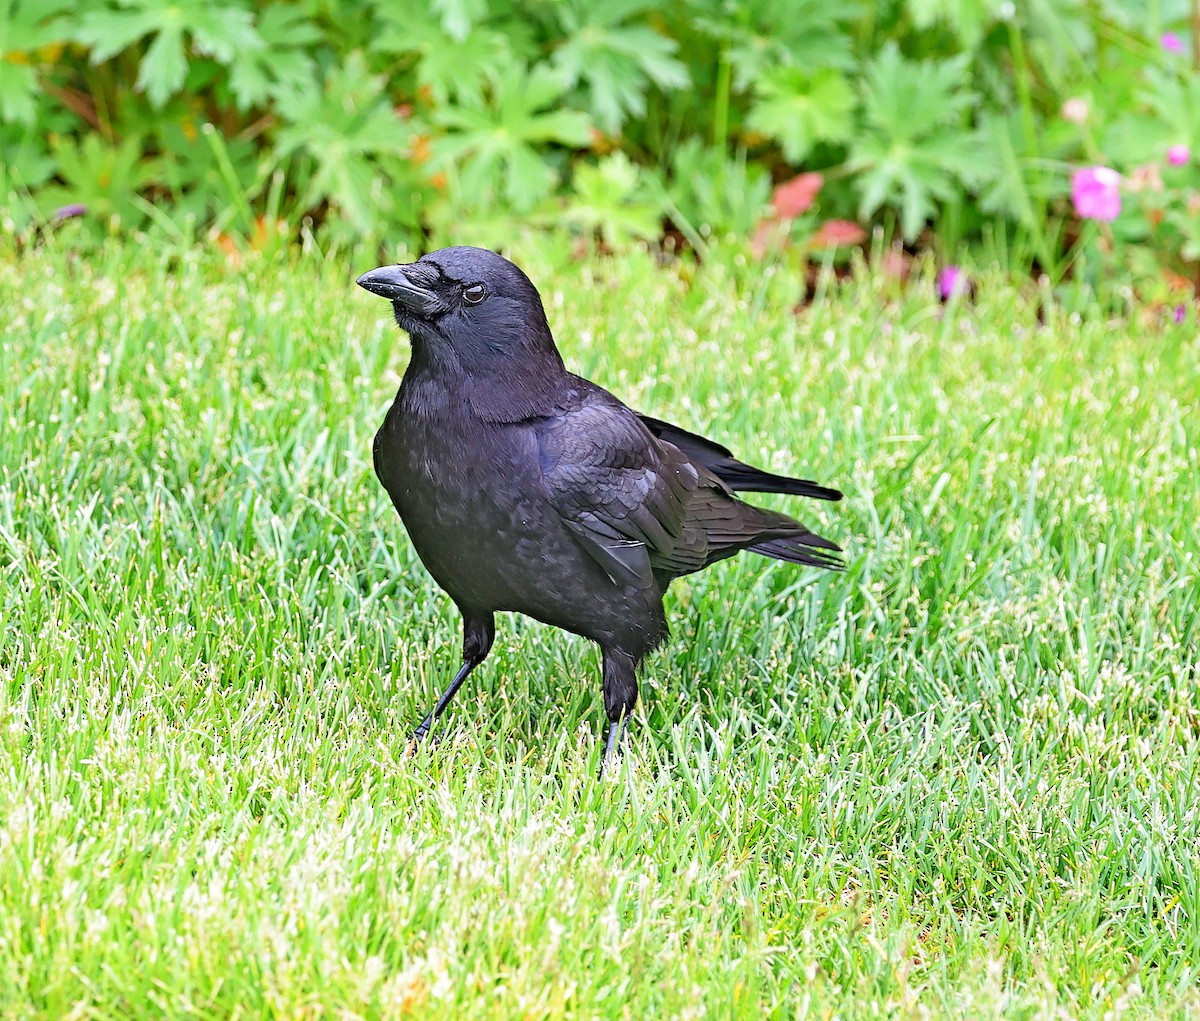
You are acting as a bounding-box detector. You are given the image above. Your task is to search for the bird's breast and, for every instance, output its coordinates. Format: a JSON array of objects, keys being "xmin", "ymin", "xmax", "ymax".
[{"xmin": 374, "ymin": 399, "xmax": 562, "ymax": 600}]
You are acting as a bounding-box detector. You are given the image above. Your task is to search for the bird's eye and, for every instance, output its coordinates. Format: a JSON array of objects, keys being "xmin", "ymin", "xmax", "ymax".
[{"xmin": 463, "ymin": 283, "xmax": 487, "ymax": 305}]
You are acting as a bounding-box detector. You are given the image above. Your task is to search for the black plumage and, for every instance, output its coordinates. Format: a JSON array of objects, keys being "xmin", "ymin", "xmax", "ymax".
[{"xmin": 357, "ymin": 246, "xmax": 842, "ymax": 765}]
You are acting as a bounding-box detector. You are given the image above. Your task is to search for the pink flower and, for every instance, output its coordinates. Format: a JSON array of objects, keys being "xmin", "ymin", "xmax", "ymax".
[
  {"xmin": 52, "ymin": 203, "xmax": 87, "ymax": 221},
  {"xmin": 1174, "ymin": 304, "xmax": 1187, "ymax": 324},
  {"xmin": 1071, "ymin": 166, "xmax": 1121, "ymax": 221},
  {"xmin": 1168, "ymin": 144, "xmax": 1191, "ymax": 166},
  {"xmin": 1162, "ymin": 32, "xmax": 1185, "ymax": 54},
  {"xmin": 1061, "ymin": 97, "xmax": 1089, "ymax": 124},
  {"xmin": 938, "ymin": 265, "xmax": 968, "ymax": 300},
  {"xmin": 1126, "ymin": 163, "xmax": 1163, "ymax": 193}
]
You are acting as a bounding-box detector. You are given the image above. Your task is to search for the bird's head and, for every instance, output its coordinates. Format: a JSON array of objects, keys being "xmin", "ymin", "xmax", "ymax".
[{"xmin": 357, "ymin": 246, "xmax": 562, "ymax": 373}]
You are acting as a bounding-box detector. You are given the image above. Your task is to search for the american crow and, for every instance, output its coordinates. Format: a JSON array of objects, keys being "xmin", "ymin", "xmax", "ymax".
[{"xmin": 358, "ymin": 246, "xmax": 841, "ymax": 766}]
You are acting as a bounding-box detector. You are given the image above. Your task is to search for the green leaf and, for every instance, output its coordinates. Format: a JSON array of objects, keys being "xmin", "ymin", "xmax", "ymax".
[
  {"xmin": 747, "ymin": 68, "xmax": 855, "ymax": 164},
  {"xmin": 75, "ymin": 6, "xmax": 162, "ymax": 61},
  {"xmin": 848, "ymin": 45, "xmax": 982, "ymax": 240},
  {"xmin": 861, "ymin": 44, "xmax": 975, "ymax": 139},
  {"xmin": 137, "ymin": 23, "xmax": 187, "ymax": 106},
  {"xmin": 0, "ymin": 121, "xmax": 55, "ymax": 188},
  {"xmin": 974, "ymin": 112, "xmax": 1037, "ymax": 226},
  {"xmin": 552, "ymin": 0, "xmax": 689, "ymax": 135},
  {"xmin": 0, "ymin": 62, "xmax": 38, "ymax": 125},
  {"xmin": 1138, "ymin": 67, "xmax": 1200, "ymax": 150},
  {"xmin": 374, "ymin": 4, "xmax": 512, "ymax": 106},
  {"xmin": 663, "ymin": 139, "xmax": 771, "ymax": 239},
  {"xmin": 38, "ymin": 133, "xmax": 162, "ymax": 225},
  {"xmin": 562, "ymin": 152, "xmax": 666, "ymax": 244},
  {"xmin": 431, "ymin": 0, "xmax": 486, "ymax": 42},
  {"xmin": 188, "ymin": 5, "xmax": 257, "ymax": 63},
  {"xmin": 273, "ymin": 52, "xmax": 416, "ymax": 233},
  {"xmin": 431, "ymin": 60, "xmax": 592, "ymax": 211},
  {"xmin": 694, "ymin": 0, "xmax": 855, "ymax": 90},
  {"xmin": 0, "ymin": 0, "xmax": 77, "ymax": 124},
  {"xmin": 906, "ymin": 0, "xmax": 1007, "ymax": 50},
  {"xmin": 850, "ymin": 131, "xmax": 982, "ymax": 239},
  {"xmin": 227, "ymin": 3, "xmax": 319, "ymax": 109},
  {"xmin": 0, "ymin": 0, "xmax": 75, "ymax": 52},
  {"xmin": 76, "ymin": 0, "xmax": 261, "ymax": 108}
]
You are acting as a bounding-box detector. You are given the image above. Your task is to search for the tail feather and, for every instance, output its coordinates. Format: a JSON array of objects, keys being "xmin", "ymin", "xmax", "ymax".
[
  {"xmin": 692, "ymin": 487, "xmax": 844, "ymax": 573},
  {"xmin": 639, "ymin": 413, "xmax": 842, "ymax": 502},
  {"xmin": 710, "ymin": 463, "xmax": 843, "ymax": 501},
  {"xmin": 749, "ymin": 534, "xmax": 844, "ymax": 570},
  {"xmin": 695, "ymin": 497, "xmax": 844, "ymax": 573}
]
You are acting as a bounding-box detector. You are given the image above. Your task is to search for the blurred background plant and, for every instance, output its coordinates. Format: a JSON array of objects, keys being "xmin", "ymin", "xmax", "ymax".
[{"xmin": 2, "ymin": 0, "xmax": 1199, "ymax": 305}]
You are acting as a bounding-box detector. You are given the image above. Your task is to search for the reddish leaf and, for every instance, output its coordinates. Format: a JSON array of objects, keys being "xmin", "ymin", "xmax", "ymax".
[
  {"xmin": 212, "ymin": 232, "xmax": 244, "ymax": 268},
  {"xmin": 810, "ymin": 219, "xmax": 866, "ymax": 248},
  {"xmin": 750, "ymin": 218, "xmax": 790, "ymax": 258},
  {"xmin": 589, "ymin": 128, "xmax": 617, "ymax": 154},
  {"xmin": 880, "ymin": 247, "xmax": 912, "ymax": 281},
  {"xmin": 250, "ymin": 216, "xmax": 288, "ymax": 251},
  {"xmin": 772, "ymin": 172, "xmax": 824, "ymax": 218}
]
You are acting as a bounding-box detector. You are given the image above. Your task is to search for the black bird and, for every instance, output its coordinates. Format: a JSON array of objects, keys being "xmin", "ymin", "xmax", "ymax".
[{"xmin": 358, "ymin": 246, "xmax": 842, "ymax": 765}]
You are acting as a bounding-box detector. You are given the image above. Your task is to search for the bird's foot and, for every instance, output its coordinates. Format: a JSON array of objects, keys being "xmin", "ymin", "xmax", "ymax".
[
  {"xmin": 407, "ymin": 713, "xmax": 440, "ymax": 754},
  {"xmin": 598, "ymin": 718, "xmax": 627, "ymax": 779}
]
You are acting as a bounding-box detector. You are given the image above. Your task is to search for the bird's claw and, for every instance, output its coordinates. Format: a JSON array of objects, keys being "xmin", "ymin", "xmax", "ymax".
[{"xmin": 408, "ymin": 715, "xmax": 440, "ymax": 755}]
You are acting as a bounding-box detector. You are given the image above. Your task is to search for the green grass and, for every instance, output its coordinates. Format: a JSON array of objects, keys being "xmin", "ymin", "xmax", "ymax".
[{"xmin": 1, "ymin": 237, "xmax": 1198, "ymax": 1019}]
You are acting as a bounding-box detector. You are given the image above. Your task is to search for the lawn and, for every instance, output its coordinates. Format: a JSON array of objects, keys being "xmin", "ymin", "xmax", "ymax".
[{"xmin": 1, "ymin": 239, "xmax": 1198, "ymax": 1019}]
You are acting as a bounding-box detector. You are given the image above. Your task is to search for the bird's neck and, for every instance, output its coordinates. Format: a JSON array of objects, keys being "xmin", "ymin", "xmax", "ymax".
[{"xmin": 402, "ymin": 337, "xmax": 571, "ymax": 424}]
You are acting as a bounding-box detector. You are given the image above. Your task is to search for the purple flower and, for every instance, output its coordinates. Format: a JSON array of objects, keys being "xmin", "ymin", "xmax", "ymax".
[
  {"xmin": 1071, "ymin": 167, "xmax": 1121, "ymax": 222},
  {"xmin": 938, "ymin": 265, "xmax": 968, "ymax": 300},
  {"xmin": 1174, "ymin": 303, "xmax": 1187, "ymax": 324},
  {"xmin": 52, "ymin": 203, "xmax": 87, "ymax": 222},
  {"xmin": 1162, "ymin": 32, "xmax": 1185, "ymax": 54},
  {"xmin": 1168, "ymin": 144, "xmax": 1191, "ymax": 166}
]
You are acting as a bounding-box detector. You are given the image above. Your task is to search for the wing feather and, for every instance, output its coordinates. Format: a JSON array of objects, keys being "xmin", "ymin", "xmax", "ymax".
[{"xmin": 537, "ymin": 390, "xmax": 840, "ymax": 587}]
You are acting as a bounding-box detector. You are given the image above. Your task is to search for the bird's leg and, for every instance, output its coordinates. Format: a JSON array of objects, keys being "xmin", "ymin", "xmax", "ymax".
[
  {"xmin": 411, "ymin": 611, "xmax": 494, "ymax": 745},
  {"xmin": 603, "ymin": 716, "xmax": 628, "ymax": 765},
  {"xmin": 599, "ymin": 646, "xmax": 639, "ymax": 777}
]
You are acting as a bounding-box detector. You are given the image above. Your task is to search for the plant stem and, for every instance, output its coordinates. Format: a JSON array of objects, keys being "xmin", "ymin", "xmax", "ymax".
[
  {"xmin": 1193, "ymin": 0, "xmax": 1200, "ymax": 73},
  {"xmin": 1007, "ymin": 21, "xmax": 1054, "ymax": 273},
  {"xmin": 713, "ymin": 51, "xmax": 731, "ymax": 152}
]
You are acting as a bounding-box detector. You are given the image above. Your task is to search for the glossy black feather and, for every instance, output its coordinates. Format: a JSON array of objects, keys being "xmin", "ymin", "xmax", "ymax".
[
  {"xmin": 638, "ymin": 414, "xmax": 843, "ymax": 501},
  {"xmin": 362, "ymin": 245, "xmax": 843, "ymax": 754}
]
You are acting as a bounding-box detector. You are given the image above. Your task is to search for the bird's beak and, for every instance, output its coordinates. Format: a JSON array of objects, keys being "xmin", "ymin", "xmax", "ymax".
[{"xmin": 356, "ymin": 263, "xmax": 443, "ymax": 316}]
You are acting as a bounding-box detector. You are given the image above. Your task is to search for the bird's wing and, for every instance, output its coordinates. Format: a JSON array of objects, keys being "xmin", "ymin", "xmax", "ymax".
[
  {"xmin": 535, "ymin": 398, "xmax": 712, "ymax": 587},
  {"xmin": 637, "ymin": 413, "xmax": 842, "ymax": 501}
]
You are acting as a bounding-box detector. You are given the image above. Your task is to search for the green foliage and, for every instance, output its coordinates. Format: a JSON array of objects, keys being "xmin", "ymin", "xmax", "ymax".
[
  {"xmin": 227, "ymin": 3, "xmax": 320, "ymax": 110},
  {"xmin": 273, "ymin": 52, "xmax": 417, "ymax": 234},
  {"xmin": 3, "ymin": 0, "xmax": 1199, "ymax": 285},
  {"xmin": 76, "ymin": 0, "xmax": 262, "ymax": 108},
  {"xmin": 37, "ymin": 134, "xmax": 162, "ymax": 225},
  {"xmin": 373, "ymin": 6, "xmax": 513, "ymax": 106},
  {"xmin": 695, "ymin": 0, "xmax": 855, "ymax": 89},
  {"xmin": 551, "ymin": 0, "xmax": 689, "ymax": 136},
  {"xmin": 0, "ymin": 0, "xmax": 73, "ymax": 123},
  {"xmin": 849, "ymin": 46, "xmax": 980, "ymax": 240},
  {"xmin": 747, "ymin": 68, "xmax": 855, "ymax": 164},
  {"xmin": 662, "ymin": 139, "xmax": 771, "ymax": 243},
  {"xmin": 906, "ymin": 0, "xmax": 1006, "ymax": 50},
  {"xmin": 560, "ymin": 151, "xmax": 667, "ymax": 244},
  {"xmin": 431, "ymin": 61, "xmax": 593, "ymax": 211}
]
